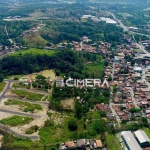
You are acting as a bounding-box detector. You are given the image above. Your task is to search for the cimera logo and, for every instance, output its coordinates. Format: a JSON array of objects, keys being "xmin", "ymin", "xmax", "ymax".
[{"xmin": 56, "ymin": 78, "xmax": 109, "ymax": 88}]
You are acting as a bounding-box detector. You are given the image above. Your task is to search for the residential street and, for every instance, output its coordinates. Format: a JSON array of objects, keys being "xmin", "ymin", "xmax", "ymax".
[{"xmin": 126, "ymin": 87, "xmax": 139, "ymax": 108}]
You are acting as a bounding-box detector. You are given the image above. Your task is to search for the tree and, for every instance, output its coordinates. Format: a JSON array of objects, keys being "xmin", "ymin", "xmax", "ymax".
[
  {"xmin": 99, "ymin": 110, "xmax": 106, "ymax": 117},
  {"xmin": 108, "ymin": 75, "xmax": 112, "ymax": 82},
  {"xmin": 68, "ymin": 119, "xmax": 78, "ymax": 131},
  {"xmin": 14, "ymin": 77, "xmax": 19, "ymax": 80},
  {"xmin": 0, "ymin": 74, "xmax": 4, "ymax": 82},
  {"xmin": 130, "ymin": 108, "xmax": 141, "ymax": 113},
  {"xmin": 36, "ymin": 75, "xmax": 46, "ymax": 80},
  {"xmin": 75, "ymin": 101, "xmax": 82, "ymax": 118}
]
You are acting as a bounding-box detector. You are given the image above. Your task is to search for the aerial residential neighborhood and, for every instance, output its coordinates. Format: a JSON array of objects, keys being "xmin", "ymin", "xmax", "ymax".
[{"xmin": 1, "ymin": 0, "xmax": 150, "ymax": 150}]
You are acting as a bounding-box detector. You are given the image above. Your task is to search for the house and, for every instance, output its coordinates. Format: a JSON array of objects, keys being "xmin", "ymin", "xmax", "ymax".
[
  {"xmin": 65, "ymin": 141, "xmax": 75, "ymax": 149},
  {"xmin": 89, "ymin": 139, "xmax": 95, "ymax": 149},
  {"xmin": 134, "ymin": 67, "xmax": 142, "ymax": 73},
  {"xmin": 134, "ymin": 112, "xmax": 141, "ymax": 118},
  {"xmin": 57, "ymin": 45, "xmax": 66, "ymax": 50},
  {"xmin": 77, "ymin": 139, "xmax": 86, "ymax": 149},
  {"xmin": 114, "ymin": 56, "xmax": 120, "ymax": 63}
]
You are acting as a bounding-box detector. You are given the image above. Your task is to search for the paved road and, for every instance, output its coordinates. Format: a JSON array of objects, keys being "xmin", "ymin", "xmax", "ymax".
[
  {"xmin": 0, "ymin": 80, "xmax": 21, "ymax": 101},
  {"xmin": 0, "ymin": 81, "xmax": 11, "ymax": 101},
  {"xmin": 16, "ymin": 88, "xmax": 50, "ymax": 95},
  {"xmin": 108, "ymin": 12, "xmax": 128, "ymax": 32},
  {"xmin": 5, "ymin": 26, "xmax": 13, "ymax": 44},
  {"xmin": 109, "ymin": 12, "xmax": 150, "ymax": 55},
  {"xmin": 131, "ymin": 31, "xmax": 150, "ymax": 38},
  {"xmin": 126, "ymin": 87, "xmax": 139, "ymax": 108},
  {"xmin": 111, "ymin": 62, "xmax": 115, "ymax": 81},
  {"xmin": 109, "ymin": 102, "xmax": 121, "ymax": 126},
  {"xmin": 0, "ymin": 109, "xmax": 41, "ymax": 119},
  {"xmin": 0, "ymin": 79, "xmax": 50, "ymax": 140},
  {"xmin": 4, "ymin": 96, "xmax": 49, "ymax": 107},
  {"xmin": 0, "ymin": 123, "xmax": 39, "ymax": 140}
]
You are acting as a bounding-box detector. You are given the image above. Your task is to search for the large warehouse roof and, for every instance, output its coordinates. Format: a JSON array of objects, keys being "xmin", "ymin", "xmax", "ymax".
[
  {"xmin": 121, "ymin": 131, "xmax": 142, "ymax": 150},
  {"xmin": 134, "ymin": 130, "xmax": 150, "ymax": 144}
]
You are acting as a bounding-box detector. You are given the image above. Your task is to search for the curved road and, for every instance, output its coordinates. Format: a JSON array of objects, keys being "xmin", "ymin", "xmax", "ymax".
[
  {"xmin": 5, "ymin": 26, "xmax": 13, "ymax": 44},
  {"xmin": 0, "ymin": 123, "xmax": 39, "ymax": 140},
  {"xmin": 0, "ymin": 80, "xmax": 49, "ymax": 140},
  {"xmin": 16, "ymin": 88, "xmax": 50, "ymax": 95},
  {"xmin": 0, "ymin": 81, "xmax": 11, "ymax": 101},
  {"xmin": 109, "ymin": 12, "xmax": 150, "ymax": 38},
  {"xmin": 4, "ymin": 96, "xmax": 49, "ymax": 107}
]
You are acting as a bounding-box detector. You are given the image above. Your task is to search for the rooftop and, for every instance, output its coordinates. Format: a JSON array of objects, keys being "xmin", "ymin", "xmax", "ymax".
[
  {"xmin": 121, "ymin": 131, "xmax": 142, "ymax": 150},
  {"xmin": 134, "ymin": 130, "xmax": 150, "ymax": 144}
]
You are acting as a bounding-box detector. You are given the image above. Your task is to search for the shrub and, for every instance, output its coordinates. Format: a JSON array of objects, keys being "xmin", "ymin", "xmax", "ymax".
[{"xmin": 68, "ymin": 119, "xmax": 78, "ymax": 131}]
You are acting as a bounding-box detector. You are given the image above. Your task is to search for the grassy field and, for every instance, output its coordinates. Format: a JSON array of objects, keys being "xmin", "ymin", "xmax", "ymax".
[
  {"xmin": 0, "ymin": 82, "xmax": 6, "ymax": 92},
  {"xmin": 39, "ymin": 111, "xmax": 105, "ymax": 145},
  {"xmin": 84, "ymin": 62, "xmax": 104, "ymax": 78},
  {"xmin": 11, "ymin": 89, "xmax": 45, "ymax": 101},
  {"xmin": 5, "ymin": 99, "xmax": 43, "ymax": 113},
  {"xmin": 12, "ymin": 82, "xmax": 29, "ymax": 89},
  {"xmin": 106, "ymin": 134, "xmax": 121, "ymax": 150},
  {"xmin": 0, "ymin": 115, "xmax": 32, "ymax": 127},
  {"xmin": 5, "ymin": 74, "xmax": 24, "ymax": 80},
  {"xmin": 23, "ymin": 33, "xmax": 48, "ymax": 48},
  {"xmin": 8, "ymin": 48, "xmax": 57, "ymax": 57},
  {"xmin": 40, "ymin": 70, "xmax": 56, "ymax": 80},
  {"xmin": 39, "ymin": 114, "xmax": 85, "ymax": 144},
  {"xmin": 141, "ymin": 127, "xmax": 150, "ymax": 138}
]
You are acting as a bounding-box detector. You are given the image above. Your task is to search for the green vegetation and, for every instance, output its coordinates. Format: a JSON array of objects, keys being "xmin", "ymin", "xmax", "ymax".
[
  {"xmin": 39, "ymin": 112, "xmax": 112, "ymax": 145},
  {"xmin": 23, "ymin": 33, "xmax": 48, "ymax": 48},
  {"xmin": 106, "ymin": 134, "xmax": 121, "ymax": 150},
  {"xmin": 0, "ymin": 82, "xmax": 5, "ymax": 92},
  {"xmin": 0, "ymin": 115, "xmax": 32, "ymax": 127},
  {"xmin": 2, "ymin": 50, "xmax": 104, "ymax": 80},
  {"xmin": 11, "ymin": 90, "xmax": 44, "ymax": 101},
  {"xmin": 68, "ymin": 118, "xmax": 78, "ymax": 131},
  {"xmin": 130, "ymin": 108, "xmax": 141, "ymax": 113},
  {"xmin": 142, "ymin": 127, "xmax": 150, "ymax": 138},
  {"xmin": 8, "ymin": 48, "xmax": 57, "ymax": 56},
  {"xmin": 25, "ymin": 125, "xmax": 39, "ymax": 134},
  {"xmin": 32, "ymin": 75, "xmax": 51, "ymax": 91},
  {"xmin": 84, "ymin": 62, "xmax": 104, "ymax": 78},
  {"xmin": 50, "ymin": 86, "xmax": 110, "ymax": 114},
  {"xmin": 12, "ymin": 82, "xmax": 30, "ymax": 89},
  {"xmin": 5, "ymin": 99, "xmax": 43, "ymax": 113}
]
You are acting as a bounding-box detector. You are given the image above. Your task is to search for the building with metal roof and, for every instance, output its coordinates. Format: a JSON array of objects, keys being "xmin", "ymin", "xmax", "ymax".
[
  {"xmin": 114, "ymin": 56, "xmax": 120, "ymax": 62},
  {"xmin": 134, "ymin": 130, "xmax": 150, "ymax": 147},
  {"xmin": 134, "ymin": 66, "xmax": 142, "ymax": 73},
  {"xmin": 121, "ymin": 131, "xmax": 142, "ymax": 150}
]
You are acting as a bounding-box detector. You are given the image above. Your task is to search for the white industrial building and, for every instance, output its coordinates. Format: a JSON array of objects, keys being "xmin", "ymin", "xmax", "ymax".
[
  {"xmin": 134, "ymin": 130, "xmax": 150, "ymax": 146},
  {"xmin": 121, "ymin": 131, "xmax": 142, "ymax": 150},
  {"xmin": 100, "ymin": 17, "xmax": 117, "ymax": 24},
  {"xmin": 134, "ymin": 66, "xmax": 142, "ymax": 73}
]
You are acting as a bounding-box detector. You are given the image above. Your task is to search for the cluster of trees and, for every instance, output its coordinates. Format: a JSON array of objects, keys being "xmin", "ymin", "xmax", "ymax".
[
  {"xmin": 42, "ymin": 19, "xmax": 123, "ymax": 44},
  {"xmin": 0, "ymin": 50, "xmax": 103, "ymax": 81},
  {"xmin": 0, "ymin": 21, "xmax": 33, "ymax": 46},
  {"xmin": 50, "ymin": 85, "xmax": 110, "ymax": 117},
  {"xmin": 32, "ymin": 75, "xmax": 51, "ymax": 90},
  {"xmin": 1, "ymin": 50, "xmax": 79, "ymax": 77},
  {"xmin": 123, "ymin": 117, "xmax": 149, "ymax": 131}
]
